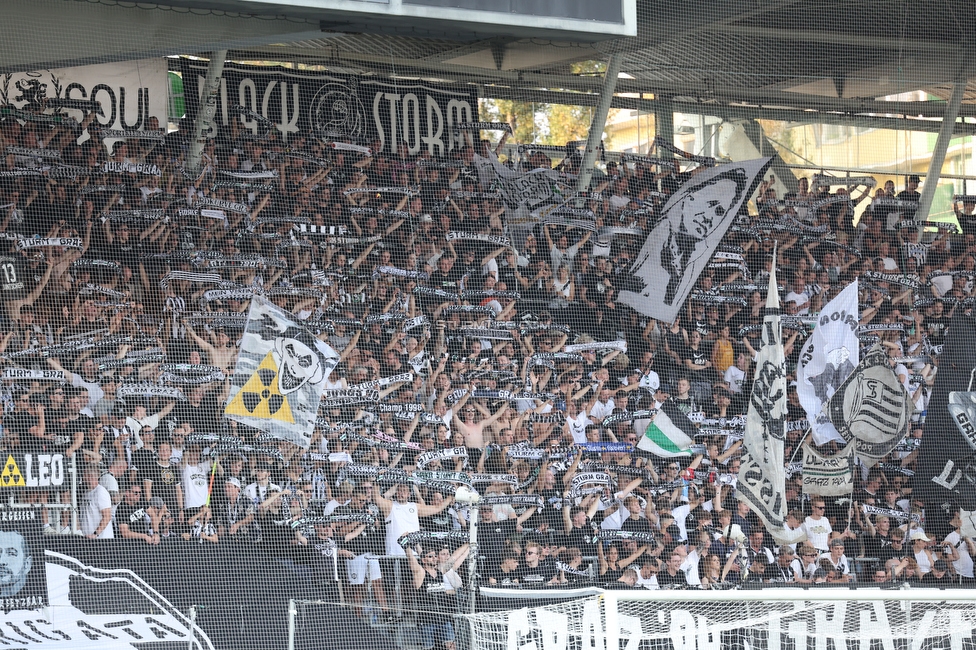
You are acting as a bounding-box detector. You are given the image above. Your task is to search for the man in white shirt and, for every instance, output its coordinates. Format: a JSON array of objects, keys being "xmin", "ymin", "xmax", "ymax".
[
  {"xmin": 126, "ymin": 399, "xmax": 177, "ymax": 449},
  {"xmin": 802, "ymin": 498, "xmax": 833, "ymax": 552},
  {"xmin": 82, "ymin": 468, "xmax": 114, "ymax": 539},
  {"xmin": 724, "ymin": 352, "xmax": 749, "ymax": 394},
  {"xmin": 820, "ymin": 538, "xmax": 853, "ymax": 582},
  {"xmin": 589, "ymin": 388, "xmax": 616, "ymax": 424},
  {"xmin": 635, "ymin": 558, "xmax": 660, "ymax": 589},
  {"xmin": 46, "ymin": 357, "xmax": 105, "ymax": 411},
  {"xmin": 944, "ymin": 509, "xmax": 976, "ymax": 583},
  {"xmin": 784, "ymin": 275, "xmax": 810, "ymax": 316},
  {"xmin": 98, "ymin": 458, "xmax": 127, "ymax": 521},
  {"xmin": 181, "ymin": 445, "xmax": 213, "ymax": 516}
]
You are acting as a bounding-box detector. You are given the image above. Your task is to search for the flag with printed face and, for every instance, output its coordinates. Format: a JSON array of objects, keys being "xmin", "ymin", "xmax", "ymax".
[
  {"xmin": 737, "ymin": 260, "xmax": 792, "ymax": 543},
  {"xmin": 797, "ymin": 280, "xmax": 860, "ymax": 445},
  {"xmin": 617, "ymin": 157, "xmax": 771, "ymax": 323},
  {"xmin": 636, "ymin": 400, "xmax": 698, "ymax": 458},
  {"xmin": 224, "ymin": 296, "xmax": 338, "ymax": 448}
]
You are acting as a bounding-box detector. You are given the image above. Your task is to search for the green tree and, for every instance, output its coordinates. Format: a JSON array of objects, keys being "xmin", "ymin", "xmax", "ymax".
[{"xmin": 479, "ymin": 59, "xmax": 619, "ymax": 153}]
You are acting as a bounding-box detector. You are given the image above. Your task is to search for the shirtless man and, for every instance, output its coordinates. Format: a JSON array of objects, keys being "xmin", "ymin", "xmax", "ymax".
[
  {"xmin": 183, "ymin": 322, "xmax": 238, "ymax": 373},
  {"xmin": 451, "ymin": 395, "xmax": 509, "ymax": 450}
]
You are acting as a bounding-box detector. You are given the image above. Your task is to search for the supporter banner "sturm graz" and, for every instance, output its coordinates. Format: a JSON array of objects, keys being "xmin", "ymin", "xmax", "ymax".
[{"xmin": 179, "ymin": 61, "xmax": 478, "ymax": 155}]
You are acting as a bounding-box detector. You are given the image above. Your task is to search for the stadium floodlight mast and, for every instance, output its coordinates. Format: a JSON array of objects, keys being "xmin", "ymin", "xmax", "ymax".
[{"xmin": 453, "ymin": 486, "xmax": 481, "ymax": 613}]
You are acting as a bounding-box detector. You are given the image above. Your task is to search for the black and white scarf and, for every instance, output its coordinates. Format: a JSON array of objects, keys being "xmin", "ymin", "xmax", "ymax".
[
  {"xmin": 416, "ymin": 447, "xmax": 469, "ymax": 470},
  {"xmin": 343, "ymin": 186, "xmax": 418, "ymax": 197}
]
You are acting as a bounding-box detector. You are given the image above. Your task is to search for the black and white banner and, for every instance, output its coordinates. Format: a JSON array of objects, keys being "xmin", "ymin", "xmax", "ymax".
[
  {"xmin": 828, "ymin": 344, "xmax": 912, "ymax": 468},
  {"xmin": 797, "ymin": 280, "xmax": 860, "ymax": 446},
  {"xmin": 801, "ymin": 442, "xmax": 855, "ymax": 496},
  {"xmin": 416, "ymin": 447, "xmax": 469, "ymax": 470},
  {"xmin": 1, "ymin": 368, "xmax": 65, "ymax": 382},
  {"xmin": 224, "ymin": 296, "xmax": 339, "ymax": 449},
  {"xmin": 1, "ymin": 59, "xmax": 168, "ymax": 144},
  {"xmin": 618, "ymin": 157, "xmax": 771, "ymax": 322},
  {"xmin": 179, "ymin": 60, "xmax": 478, "ymax": 155},
  {"xmin": 16, "ymin": 238, "xmax": 82, "ymax": 251},
  {"xmin": 737, "ymin": 262, "xmax": 797, "ymax": 545}
]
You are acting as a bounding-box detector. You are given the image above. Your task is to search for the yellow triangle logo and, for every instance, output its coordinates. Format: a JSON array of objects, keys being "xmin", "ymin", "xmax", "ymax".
[
  {"xmin": 225, "ymin": 352, "xmax": 295, "ymax": 423},
  {"xmin": 1, "ymin": 455, "xmax": 25, "ymax": 487}
]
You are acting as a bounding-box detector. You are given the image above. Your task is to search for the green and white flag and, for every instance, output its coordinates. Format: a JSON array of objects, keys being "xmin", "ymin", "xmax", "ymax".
[{"xmin": 636, "ymin": 400, "xmax": 697, "ymax": 458}]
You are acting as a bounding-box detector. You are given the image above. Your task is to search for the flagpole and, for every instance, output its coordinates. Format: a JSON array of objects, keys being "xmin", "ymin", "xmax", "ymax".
[{"xmin": 788, "ymin": 429, "xmax": 811, "ymax": 465}]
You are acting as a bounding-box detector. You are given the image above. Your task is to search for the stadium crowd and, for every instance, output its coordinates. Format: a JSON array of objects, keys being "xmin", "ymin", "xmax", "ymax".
[{"xmin": 1, "ymin": 102, "xmax": 975, "ymax": 634}]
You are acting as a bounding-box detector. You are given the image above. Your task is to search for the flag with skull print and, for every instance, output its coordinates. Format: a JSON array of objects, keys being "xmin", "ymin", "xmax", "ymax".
[{"xmin": 224, "ymin": 295, "xmax": 339, "ymax": 448}]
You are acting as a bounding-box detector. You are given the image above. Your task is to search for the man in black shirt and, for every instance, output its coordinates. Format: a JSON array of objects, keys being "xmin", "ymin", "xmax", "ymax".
[
  {"xmin": 116, "ymin": 481, "xmax": 160, "ymax": 545},
  {"xmin": 516, "ymin": 540, "xmax": 558, "ymax": 586},
  {"xmin": 863, "ymin": 515, "xmax": 897, "ymax": 565},
  {"xmin": 487, "ymin": 552, "xmax": 520, "ymax": 586},
  {"xmin": 561, "ymin": 505, "xmax": 599, "ymax": 558},
  {"xmin": 922, "ymin": 559, "xmax": 953, "ymax": 585},
  {"xmin": 657, "ymin": 551, "xmax": 689, "ymax": 587},
  {"xmin": 429, "ymin": 255, "xmax": 463, "ymax": 292},
  {"xmin": 477, "ymin": 506, "xmax": 519, "ymax": 570}
]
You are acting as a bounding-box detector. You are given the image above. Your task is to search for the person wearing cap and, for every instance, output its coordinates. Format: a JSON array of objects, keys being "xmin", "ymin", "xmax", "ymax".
[
  {"xmin": 910, "ymin": 529, "xmax": 936, "ymax": 576},
  {"xmin": 117, "ymin": 480, "xmax": 160, "ymax": 545},
  {"xmin": 922, "ymin": 559, "xmax": 953, "ymax": 585},
  {"xmin": 218, "ymin": 476, "xmax": 256, "ymax": 540},
  {"xmin": 244, "ymin": 461, "xmax": 282, "ymax": 541},
  {"xmin": 819, "ymin": 538, "xmax": 853, "ymax": 582}
]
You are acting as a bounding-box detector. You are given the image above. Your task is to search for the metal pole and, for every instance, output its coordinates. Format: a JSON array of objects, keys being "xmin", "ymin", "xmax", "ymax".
[
  {"xmin": 467, "ymin": 508, "xmax": 479, "ymax": 614},
  {"xmin": 916, "ymin": 80, "xmax": 966, "ymax": 232},
  {"xmin": 575, "ymin": 55, "xmax": 623, "ymax": 192},
  {"xmin": 287, "ymin": 599, "xmax": 297, "ymax": 650},
  {"xmin": 70, "ymin": 453, "xmax": 78, "ymax": 534},
  {"xmin": 655, "ymin": 95, "xmax": 675, "ymax": 156},
  {"xmin": 185, "ymin": 50, "xmax": 227, "ymax": 175},
  {"xmin": 188, "ymin": 606, "xmax": 197, "ymax": 650}
]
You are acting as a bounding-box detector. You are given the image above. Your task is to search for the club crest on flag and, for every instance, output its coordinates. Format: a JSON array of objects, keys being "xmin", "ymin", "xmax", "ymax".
[{"xmin": 828, "ymin": 344, "xmax": 911, "ymax": 468}]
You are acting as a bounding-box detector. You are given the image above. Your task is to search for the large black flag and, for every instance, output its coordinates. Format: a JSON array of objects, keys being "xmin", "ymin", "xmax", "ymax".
[{"xmin": 916, "ymin": 311, "xmax": 976, "ymax": 536}]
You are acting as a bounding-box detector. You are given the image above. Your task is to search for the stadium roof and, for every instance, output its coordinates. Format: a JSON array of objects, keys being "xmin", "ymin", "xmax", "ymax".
[{"xmin": 5, "ymin": 0, "xmax": 976, "ymax": 130}]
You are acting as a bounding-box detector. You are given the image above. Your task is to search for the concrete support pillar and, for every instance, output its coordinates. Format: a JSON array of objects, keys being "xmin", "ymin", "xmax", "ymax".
[
  {"xmin": 185, "ymin": 50, "xmax": 227, "ymax": 175},
  {"xmin": 575, "ymin": 54, "xmax": 623, "ymax": 192}
]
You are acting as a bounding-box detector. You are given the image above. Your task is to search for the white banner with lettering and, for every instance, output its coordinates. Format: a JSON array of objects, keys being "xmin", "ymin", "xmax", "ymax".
[{"xmin": 2, "ymin": 59, "xmax": 168, "ymax": 142}]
